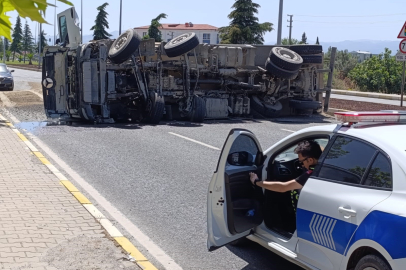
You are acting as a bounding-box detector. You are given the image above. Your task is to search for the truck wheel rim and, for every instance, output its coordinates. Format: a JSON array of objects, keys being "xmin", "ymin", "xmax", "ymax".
[
  {"xmin": 171, "ymin": 33, "xmax": 191, "ymax": 45},
  {"xmin": 115, "ymin": 33, "xmax": 128, "ymax": 50}
]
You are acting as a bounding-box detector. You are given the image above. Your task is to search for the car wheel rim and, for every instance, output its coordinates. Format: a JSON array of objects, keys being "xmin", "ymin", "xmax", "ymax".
[
  {"xmin": 171, "ymin": 33, "xmax": 191, "ymax": 45},
  {"xmin": 115, "ymin": 33, "xmax": 129, "ymax": 50}
]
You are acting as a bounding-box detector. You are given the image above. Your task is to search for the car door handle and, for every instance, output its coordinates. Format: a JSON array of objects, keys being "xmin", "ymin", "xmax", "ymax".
[{"xmin": 338, "ymin": 207, "xmax": 357, "ymax": 218}]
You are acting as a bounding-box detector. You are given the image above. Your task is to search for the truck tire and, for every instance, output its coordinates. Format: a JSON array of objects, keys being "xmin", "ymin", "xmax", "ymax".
[
  {"xmin": 164, "ymin": 32, "xmax": 199, "ymax": 58},
  {"xmin": 265, "ymin": 58, "xmax": 299, "ymax": 80},
  {"xmin": 188, "ymin": 95, "xmax": 206, "ymax": 123},
  {"xmin": 355, "ymin": 255, "xmax": 391, "ymax": 270},
  {"xmin": 251, "ymin": 96, "xmax": 282, "ymax": 118},
  {"xmin": 289, "ymin": 45, "xmax": 322, "ymax": 55},
  {"xmin": 289, "ymin": 99, "xmax": 321, "ymax": 110},
  {"xmin": 144, "ymin": 92, "xmax": 165, "ymax": 124},
  {"xmin": 109, "ymin": 29, "xmax": 141, "ymax": 64},
  {"xmin": 302, "ymin": 55, "xmax": 323, "ymax": 64},
  {"xmin": 270, "ymin": 47, "xmax": 303, "ymax": 71}
]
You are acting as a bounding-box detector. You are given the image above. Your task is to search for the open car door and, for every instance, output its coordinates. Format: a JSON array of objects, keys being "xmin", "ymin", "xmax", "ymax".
[{"xmin": 207, "ymin": 129, "xmax": 265, "ymax": 251}]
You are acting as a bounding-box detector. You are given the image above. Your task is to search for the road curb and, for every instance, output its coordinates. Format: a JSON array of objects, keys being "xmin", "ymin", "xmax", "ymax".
[
  {"xmin": 0, "ymin": 113, "xmax": 158, "ymax": 270},
  {"xmin": 332, "ymin": 89, "xmax": 406, "ymax": 101},
  {"xmin": 7, "ymin": 64, "xmax": 41, "ymax": 72}
]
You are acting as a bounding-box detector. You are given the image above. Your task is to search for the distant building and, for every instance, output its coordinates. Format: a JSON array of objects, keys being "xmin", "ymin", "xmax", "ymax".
[
  {"xmin": 134, "ymin": 23, "xmax": 219, "ymax": 44},
  {"xmin": 350, "ymin": 50, "xmax": 379, "ymax": 62}
]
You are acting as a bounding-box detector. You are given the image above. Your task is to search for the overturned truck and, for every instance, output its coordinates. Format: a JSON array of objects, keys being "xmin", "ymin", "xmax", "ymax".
[{"xmin": 42, "ymin": 7, "xmax": 335, "ymax": 124}]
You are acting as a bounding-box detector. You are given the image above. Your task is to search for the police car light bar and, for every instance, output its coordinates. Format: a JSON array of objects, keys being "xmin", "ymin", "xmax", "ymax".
[{"xmin": 334, "ymin": 111, "xmax": 406, "ymax": 123}]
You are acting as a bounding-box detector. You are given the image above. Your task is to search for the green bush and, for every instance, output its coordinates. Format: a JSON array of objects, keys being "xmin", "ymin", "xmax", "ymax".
[{"xmin": 348, "ymin": 48, "xmax": 403, "ymax": 94}]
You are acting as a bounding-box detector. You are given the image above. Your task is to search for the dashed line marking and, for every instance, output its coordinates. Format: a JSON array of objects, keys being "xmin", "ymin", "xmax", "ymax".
[
  {"xmin": 0, "ymin": 112, "xmax": 160, "ymax": 270},
  {"xmin": 281, "ymin": 129, "xmax": 296, "ymax": 133},
  {"xmin": 169, "ymin": 132, "xmax": 221, "ymax": 150}
]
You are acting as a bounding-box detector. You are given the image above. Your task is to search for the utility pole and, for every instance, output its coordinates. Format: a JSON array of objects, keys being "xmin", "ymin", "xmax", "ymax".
[
  {"xmin": 119, "ymin": 0, "xmax": 122, "ymax": 35},
  {"xmin": 277, "ymin": 0, "xmax": 283, "ymax": 45},
  {"xmin": 3, "ymin": 37, "xmax": 5, "ymax": 63},
  {"xmin": 81, "ymin": 0, "xmax": 83, "ymax": 43},
  {"xmin": 287, "ymin": 14, "xmax": 293, "ymax": 45},
  {"xmin": 54, "ymin": 0, "xmax": 56, "ymax": 44},
  {"xmin": 38, "ymin": 13, "xmax": 42, "ymax": 69}
]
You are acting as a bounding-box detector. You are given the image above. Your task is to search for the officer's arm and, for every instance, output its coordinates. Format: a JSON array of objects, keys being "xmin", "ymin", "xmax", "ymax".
[{"xmin": 256, "ymin": 179, "xmax": 303, "ymax": 193}]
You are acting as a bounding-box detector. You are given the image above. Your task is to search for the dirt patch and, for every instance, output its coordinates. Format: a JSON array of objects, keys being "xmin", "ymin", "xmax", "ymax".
[
  {"xmin": 42, "ymin": 236, "xmax": 141, "ymax": 270},
  {"xmin": 327, "ymin": 98, "xmax": 405, "ymax": 111},
  {"xmin": 28, "ymin": 81, "xmax": 42, "ymax": 91},
  {"xmin": 6, "ymin": 91, "xmax": 43, "ymax": 106}
]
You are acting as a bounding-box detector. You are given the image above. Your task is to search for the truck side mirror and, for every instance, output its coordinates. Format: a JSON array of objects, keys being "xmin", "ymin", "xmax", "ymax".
[{"xmin": 56, "ymin": 38, "xmax": 60, "ymax": 44}]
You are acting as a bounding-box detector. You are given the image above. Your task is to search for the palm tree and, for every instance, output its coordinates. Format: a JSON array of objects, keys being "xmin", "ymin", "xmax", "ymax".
[
  {"xmin": 27, "ymin": 53, "xmax": 34, "ymax": 65},
  {"xmin": 148, "ymin": 13, "xmax": 167, "ymax": 42}
]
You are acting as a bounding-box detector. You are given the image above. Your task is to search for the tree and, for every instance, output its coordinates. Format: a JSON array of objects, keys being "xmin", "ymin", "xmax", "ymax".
[
  {"xmin": 22, "ymin": 21, "xmax": 34, "ymax": 63},
  {"xmin": 219, "ymin": 0, "xmax": 273, "ymax": 44},
  {"xmin": 5, "ymin": 50, "xmax": 11, "ymax": 61},
  {"xmin": 0, "ymin": 0, "xmax": 72, "ymax": 41},
  {"xmin": 349, "ymin": 48, "xmax": 403, "ymax": 94},
  {"xmin": 300, "ymin": 32, "xmax": 307, "ymax": 44},
  {"xmin": 4, "ymin": 39, "xmax": 9, "ymax": 50},
  {"xmin": 27, "ymin": 53, "xmax": 34, "ymax": 65},
  {"xmin": 147, "ymin": 13, "xmax": 167, "ymax": 42},
  {"xmin": 90, "ymin": 3, "xmax": 112, "ymax": 40},
  {"xmin": 316, "ymin": 37, "xmax": 319, "ymax": 45},
  {"xmin": 281, "ymin": 37, "xmax": 299, "ymax": 45},
  {"xmin": 10, "ymin": 16, "xmax": 23, "ymax": 61},
  {"xmin": 37, "ymin": 30, "xmax": 48, "ymax": 54}
]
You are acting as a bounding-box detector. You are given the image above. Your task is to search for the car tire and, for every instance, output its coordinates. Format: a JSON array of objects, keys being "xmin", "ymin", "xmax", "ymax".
[
  {"xmin": 289, "ymin": 99, "xmax": 321, "ymax": 110},
  {"xmin": 251, "ymin": 95, "xmax": 282, "ymax": 118},
  {"xmin": 164, "ymin": 32, "xmax": 199, "ymax": 58},
  {"xmin": 109, "ymin": 29, "xmax": 141, "ymax": 64},
  {"xmin": 144, "ymin": 92, "xmax": 165, "ymax": 125},
  {"xmin": 269, "ymin": 47, "xmax": 303, "ymax": 71},
  {"xmin": 289, "ymin": 45, "xmax": 323, "ymax": 55},
  {"xmin": 355, "ymin": 255, "xmax": 391, "ymax": 270},
  {"xmin": 265, "ymin": 58, "xmax": 299, "ymax": 80},
  {"xmin": 302, "ymin": 55, "xmax": 323, "ymax": 64},
  {"xmin": 188, "ymin": 95, "xmax": 206, "ymax": 123}
]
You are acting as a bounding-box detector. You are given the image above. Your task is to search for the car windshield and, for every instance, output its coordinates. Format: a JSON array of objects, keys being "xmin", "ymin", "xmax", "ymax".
[
  {"xmin": 0, "ymin": 66, "xmax": 8, "ymax": 73},
  {"xmin": 59, "ymin": 15, "xmax": 67, "ymax": 43}
]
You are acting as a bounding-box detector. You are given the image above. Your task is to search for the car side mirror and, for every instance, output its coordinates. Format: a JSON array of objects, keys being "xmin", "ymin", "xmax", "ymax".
[
  {"xmin": 227, "ymin": 151, "xmax": 254, "ymax": 166},
  {"xmin": 56, "ymin": 38, "xmax": 60, "ymax": 44},
  {"xmin": 10, "ymin": 70, "xmax": 14, "ymax": 73}
]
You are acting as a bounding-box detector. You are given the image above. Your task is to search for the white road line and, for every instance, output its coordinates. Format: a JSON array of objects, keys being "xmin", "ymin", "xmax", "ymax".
[
  {"xmin": 0, "ymin": 103, "xmax": 20, "ymax": 123},
  {"xmin": 28, "ymin": 134, "xmax": 182, "ymax": 270},
  {"xmin": 28, "ymin": 90, "xmax": 43, "ymax": 99},
  {"xmin": 168, "ymin": 132, "xmax": 221, "ymax": 151},
  {"xmin": 281, "ymin": 129, "xmax": 296, "ymax": 133}
]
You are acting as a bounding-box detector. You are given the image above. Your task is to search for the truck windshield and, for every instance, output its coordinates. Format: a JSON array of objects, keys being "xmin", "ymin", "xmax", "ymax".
[{"xmin": 59, "ymin": 16, "xmax": 68, "ymax": 43}]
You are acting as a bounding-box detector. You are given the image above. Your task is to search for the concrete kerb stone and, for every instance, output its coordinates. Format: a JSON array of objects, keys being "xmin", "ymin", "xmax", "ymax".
[
  {"xmin": 0, "ymin": 113, "xmax": 158, "ymax": 270},
  {"xmin": 7, "ymin": 64, "xmax": 41, "ymax": 72},
  {"xmin": 332, "ymin": 89, "xmax": 406, "ymax": 101}
]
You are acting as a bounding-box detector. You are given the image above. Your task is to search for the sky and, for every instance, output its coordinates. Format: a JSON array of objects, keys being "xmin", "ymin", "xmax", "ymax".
[{"xmin": 6, "ymin": 0, "xmax": 406, "ymax": 44}]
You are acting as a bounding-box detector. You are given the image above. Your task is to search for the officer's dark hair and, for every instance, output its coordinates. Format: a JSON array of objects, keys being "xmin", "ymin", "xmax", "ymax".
[{"xmin": 294, "ymin": 140, "xmax": 322, "ymax": 159}]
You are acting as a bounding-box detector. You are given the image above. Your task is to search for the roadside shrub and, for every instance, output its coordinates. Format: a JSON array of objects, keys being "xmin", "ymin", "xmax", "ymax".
[{"xmin": 348, "ymin": 48, "xmax": 403, "ymax": 94}]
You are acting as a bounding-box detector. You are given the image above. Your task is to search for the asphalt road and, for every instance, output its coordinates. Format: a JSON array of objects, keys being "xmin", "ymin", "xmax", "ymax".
[{"xmin": 1, "ymin": 68, "xmax": 338, "ymax": 270}]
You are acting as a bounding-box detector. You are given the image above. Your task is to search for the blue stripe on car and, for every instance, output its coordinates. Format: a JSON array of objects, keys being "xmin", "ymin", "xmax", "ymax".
[
  {"xmin": 345, "ymin": 211, "xmax": 406, "ymax": 259},
  {"xmin": 297, "ymin": 208, "xmax": 357, "ymax": 255}
]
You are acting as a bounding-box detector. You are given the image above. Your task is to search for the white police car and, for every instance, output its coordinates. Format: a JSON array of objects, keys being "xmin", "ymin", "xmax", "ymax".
[{"xmin": 207, "ymin": 111, "xmax": 406, "ymax": 270}]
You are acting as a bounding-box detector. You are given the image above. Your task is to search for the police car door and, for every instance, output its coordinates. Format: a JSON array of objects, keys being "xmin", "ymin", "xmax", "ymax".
[
  {"xmin": 207, "ymin": 129, "xmax": 264, "ymax": 251},
  {"xmin": 296, "ymin": 135, "xmax": 392, "ymax": 270}
]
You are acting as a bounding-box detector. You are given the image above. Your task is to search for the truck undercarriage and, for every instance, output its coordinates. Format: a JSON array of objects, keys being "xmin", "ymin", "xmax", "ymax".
[{"xmin": 42, "ymin": 8, "xmax": 336, "ymax": 124}]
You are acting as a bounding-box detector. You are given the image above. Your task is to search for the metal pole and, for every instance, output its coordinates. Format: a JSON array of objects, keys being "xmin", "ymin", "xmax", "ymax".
[
  {"xmin": 324, "ymin": 47, "xmax": 337, "ymax": 113},
  {"xmin": 3, "ymin": 37, "xmax": 5, "ymax": 63},
  {"xmin": 119, "ymin": 0, "xmax": 122, "ymax": 35},
  {"xmin": 81, "ymin": 0, "xmax": 83, "ymax": 43},
  {"xmin": 54, "ymin": 0, "xmax": 56, "ymax": 44},
  {"xmin": 39, "ymin": 20, "xmax": 42, "ymax": 69},
  {"xmin": 277, "ymin": 0, "xmax": 283, "ymax": 45},
  {"xmin": 401, "ymin": 61, "xmax": 405, "ymax": 107},
  {"xmin": 287, "ymin": 14, "xmax": 293, "ymax": 45}
]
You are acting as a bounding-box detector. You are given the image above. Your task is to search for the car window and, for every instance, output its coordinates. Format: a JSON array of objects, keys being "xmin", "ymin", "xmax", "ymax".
[
  {"xmin": 318, "ymin": 136, "xmax": 376, "ymax": 185},
  {"xmin": 363, "ymin": 153, "xmax": 392, "ymax": 189},
  {"xmin": 274, "ymin": 138, "xmax": 328, "ymax": 162},
  {"xmin": 59, "ymin": 16, "xmax": 68, "ymax": 43},
  {"xmin": 227, "ymin": 135, "xmax": 259, "ymax": 167}
]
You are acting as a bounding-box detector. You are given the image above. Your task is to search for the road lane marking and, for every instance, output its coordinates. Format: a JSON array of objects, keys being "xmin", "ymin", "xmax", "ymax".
[
  {"xmin": 281, "ymin": 129, "xmax": 296, "ymax": 133},
  {"xmin": 0, "ymin": 112, "xmax": 163, "ymax": 270},
  {"xmin": 28, "ymin": 90, "xmax": 44, "ymax": 99},
  {"xmin": 27, "ymin": 132, "xmax": 181, "ymax": 270},
  {"xmin": 168, "ymin": 132, "xmax": 221, "ymax": 151}
]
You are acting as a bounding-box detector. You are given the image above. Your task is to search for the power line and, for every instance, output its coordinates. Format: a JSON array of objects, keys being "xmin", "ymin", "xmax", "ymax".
[{"xmin": 295, "ymin": 13, "xmax": 406, "ymax": 18}]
